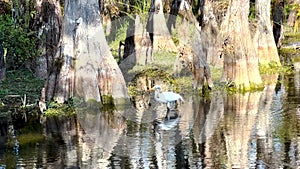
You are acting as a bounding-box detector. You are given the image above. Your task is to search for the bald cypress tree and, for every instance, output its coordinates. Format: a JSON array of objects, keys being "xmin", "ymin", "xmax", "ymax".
[
  {"xmin": 220, "ymin": 0, "xmax": 262, "ymax": 90},
  {"xmin": 43, "ymin": 0, "xmax": 130, "ymax": 104}
]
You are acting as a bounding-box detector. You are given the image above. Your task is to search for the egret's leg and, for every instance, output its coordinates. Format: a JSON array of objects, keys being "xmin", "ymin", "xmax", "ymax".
[
  {"xmin": 167, "ymin": 101, "xmax": 177, "ymax": 111},
  {"xmin": 167, "ymin": 102, "xmax": 171, "ymax": 109},
  {"xmin": 165, "ymin": 107, "xmax": 170, "ymax": 120}
]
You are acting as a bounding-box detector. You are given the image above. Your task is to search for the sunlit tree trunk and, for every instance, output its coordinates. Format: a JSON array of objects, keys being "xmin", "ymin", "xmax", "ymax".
[
  {"xmin": 254, "ymin": 0, "xmax": 281, "ymax": 66},
  {"xmin": 286, "ymin": 0, "xmax": 298, "ymax": 27},
  {"xmin": 286, "ymin": 0, "xmax": 300, "ymax": 33},
  {"xmin": 124, "ymin": 15, "xmax": 153, "ymax": 65},
  {"xmin": 199, "ymin": 0, "xmax": 223, "ymax": 67},
  {"xmin": 45, "ymin": 0, "xmax": 130, "ymax": 104},
  {"xmin": 169, "ymin": 0, "xmax": 215, "ymax": 90},
  {"xmin": 220, "ymin": 0, "xmax": 262, "ymax": 90},
  {"xmin": 34, "ymin": 0, "xmax": 62, "ymax": 79}
]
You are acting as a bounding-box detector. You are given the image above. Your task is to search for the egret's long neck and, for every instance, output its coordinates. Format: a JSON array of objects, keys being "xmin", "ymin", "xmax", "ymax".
[
  {"xmin": 154, "ymin": 90, "xmax": 160, "ymax": 98},
  {"xmin": 155, "ymin": 89, "xmax": 164, "ymax": 101}
]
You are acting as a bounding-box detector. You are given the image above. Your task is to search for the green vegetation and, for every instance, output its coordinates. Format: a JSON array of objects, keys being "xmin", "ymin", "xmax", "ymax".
[
  {"xmin": 224, "ymin": 82, "xmax": 265, "ymax": 95},
  {"xmin": 279, "ymin": 47, "xmax": 299, "ymax": 57},
  {"xmin": 106, "ymin": 18, "xmax": 130, "ymax": 60},
  {"xmin": 249, "ymin": 1, "xmax": 256, "ymax": 21},
  {"xmin": 131, "ymin": 0, "xmax": 151, "ymax": 14},
  {"xmin": 276, "ymin": 110, "xmax": 300, "ymax": 143},
  {"xmin": 259, "ymin": 61, "xmax": 282, "ymax": 75},
  {"xmin": 17, "ymin": 133, "xmax": 44, "ymax": 146},
  {"xmin": 128, "ymin": 68, "xmax": 177, "ymax": 97},
  {"xmin": 44, "ymin": 96, "xmax": 118, "ymax": 117},
  {"xmin": 0, "ymin": 69, "xmax": 44, "ymax": 106},
  {"xmin": 293, "ymin": 55, "xmax": 300, "ymax": 62},
  {"xmin": 43, "ymin": 98, "xmax": 76, "ymax": 117},
  {"xmin": 0, "ymin": 16, "xmax": 40, "ymax": 70},
  {"xmin": 44, "ymin": 105, "xmax": 75, "ymax": 117},
  {"xmin": 282, "ymin": 32, "xmax": 300, "ymax": 44},
  {"xmin": 128, "ymin": 50, "xmax": 177, "ymax": 74},
  {"xmin": 101, "ymin": 95, "xmax": 114, "ymax": 105},
  {"xmin": 0, "ymin": 69, "xmax": 44, "ymax": 140}
]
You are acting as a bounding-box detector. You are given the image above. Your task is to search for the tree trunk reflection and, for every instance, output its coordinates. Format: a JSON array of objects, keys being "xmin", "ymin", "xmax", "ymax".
[
  {"xmin": 10, "ymin": 72, "xmax": 300, "ymax": 168},
  {"xmin": 255, "ymin": 77, "xmax": 279, "ymax": 168}
]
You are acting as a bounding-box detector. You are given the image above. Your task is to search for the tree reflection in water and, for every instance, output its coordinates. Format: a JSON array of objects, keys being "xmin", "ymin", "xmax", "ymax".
[{"xmin": 2, "ymin": 71, "xmax": 300, "ymax": 168}]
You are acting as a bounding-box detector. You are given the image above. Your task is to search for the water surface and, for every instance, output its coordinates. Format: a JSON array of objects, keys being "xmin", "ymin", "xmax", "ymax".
[{"xmin": 0, "ymin": 70, "xmax": 300, "ymax": 169}]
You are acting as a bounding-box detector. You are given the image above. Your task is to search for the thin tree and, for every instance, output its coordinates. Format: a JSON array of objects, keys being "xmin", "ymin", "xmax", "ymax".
[{"xmin": 0, "ymin": 39, "xmax": 5, "ymax": 81}]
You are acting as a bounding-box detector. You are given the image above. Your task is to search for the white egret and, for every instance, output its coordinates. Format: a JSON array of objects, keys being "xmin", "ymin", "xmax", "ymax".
[
  {"xmin": 151, "ymin": 85, "xmax": 184, "ymax": 119},
  {"xmin": 152, "ymin": 85, "xmax": 184, "ymax": 104}
]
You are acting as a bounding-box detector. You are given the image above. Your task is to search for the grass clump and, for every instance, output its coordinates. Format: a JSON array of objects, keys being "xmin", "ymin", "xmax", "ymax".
[
  {"xmin": 259, "ymin": 61, "xmax": 282, "ymax": 75},
  {"xmin": 259, "ymin": 60, "xmax": 295, "ymax": 77},
  {"xmin": 43, "ymin": 98, "xmax": 76, "ymax": 117},
  {"xmin": 279, "ymin": 48, "xmax": 299, "ymax": 60},
  {"xmin": 282, "ymin": 32, "xmax": 300, "ymax": 45},
  {"xmin": 128, "ymin": 68, "xmax": 177, "ymax": 97}
]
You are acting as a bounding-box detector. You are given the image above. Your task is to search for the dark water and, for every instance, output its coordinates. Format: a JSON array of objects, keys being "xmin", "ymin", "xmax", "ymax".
[{"xmin": 0, "ymin": 68, "xmax": 300, "ymax": 169}]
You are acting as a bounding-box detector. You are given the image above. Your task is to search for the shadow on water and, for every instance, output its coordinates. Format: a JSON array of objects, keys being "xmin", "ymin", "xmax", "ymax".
[{"xmin": 0, "ymin": 69, "xmax": 300, "ymax": 168}]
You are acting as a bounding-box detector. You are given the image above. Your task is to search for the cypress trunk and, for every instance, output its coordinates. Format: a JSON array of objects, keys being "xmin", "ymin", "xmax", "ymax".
[
  {"xmin": 44, "ymin": 0, "xmax": 130, "ymax": 104},
  {"xmin": 34, "ymin": 0, "xmax": 62, "ymax": 79},
  {"xmin": 254, "ymin": 0, "xmax": 281, "ymax": 66},
  {"xmin": 220, "ymin": 0, "xmax": 262, "ymax": 90}
]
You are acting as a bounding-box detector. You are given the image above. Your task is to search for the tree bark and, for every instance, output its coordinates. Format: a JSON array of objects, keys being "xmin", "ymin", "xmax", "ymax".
[
  {"xmin": 220, "ymin": 0, "xmax": 262, "ymax": 90},
  {"xmin": 191, "ymin": 31, "xmax": 214, "ymax": 90},
  {"xmin": 287, "ymin": 10, "xmax": 296, "ymax": 27},
  {"xmin": 124, "ymin": 16, "xmax": 153, "ymax": 65},
  {"xmin": 169, "ymin": 0, "xmax": 215, "ymax": 90},
  {"xmin": 34, "ymin": 0, "xmax": 62, "ymax": 79},
  {"xmin": 166, "ymin": 0, "xmax": 180, "ymax": 33},
  {"xmin": 45, "ymin": 0, "xmax": 130, "ymax": 104},
  {"xmin": 254, "ymin": 0, "xmax": 281, "ymax": 66},
  {"xmin": 199, "ymin": 0, "xmax": 223, "ymax": 67}
]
